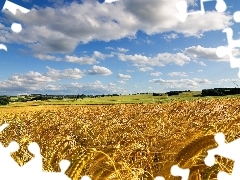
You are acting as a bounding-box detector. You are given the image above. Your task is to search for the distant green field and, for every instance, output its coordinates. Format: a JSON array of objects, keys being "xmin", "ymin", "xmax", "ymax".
[{"xmin": 2, "ymin": 91, "xmax": 240, "ymax": 107}]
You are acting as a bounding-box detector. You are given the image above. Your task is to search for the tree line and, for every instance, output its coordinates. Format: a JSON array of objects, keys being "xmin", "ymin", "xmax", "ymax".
[{"xmin": 0, "ymin": 96, "xmax": 10, "ymax": 105}]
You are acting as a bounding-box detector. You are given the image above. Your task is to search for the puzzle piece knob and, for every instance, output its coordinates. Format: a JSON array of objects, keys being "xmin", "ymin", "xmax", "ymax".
[
  {"xmin": 80, "ymin": 175, "xmax": 92, "ymax": 180},
  {"xmin": 216, "ymin": 46, "xmax": 228, "ymax": 58},
  {"xmin": 2, "ymin": 0, "xmax": 30, "ymax": 34},
  {"xmin": 0, "ymin": 123, "xmax": 9, "ymax": 132},
  {"xmin": 154, "ymin": 176, "xmax": 165, "ymax": 180},
  {"xmin": 175, "ymin": 1, "xmax": 188, "ymax": 22},
  {"xmin": 214, "ymin": 132, "xmax": 225, "ymax": 146},
  {"xmin": 215, "ymin": 0, "xmax": 227, "ymax": 12},
  {"xmin": 7, "ymin": 141, "xmax": 19, "ymax": 153},
  {"xmin": 170, "ymin": 165, "xmax": 189, "ymax": 180},
  {"xmin": 204, "ymin": 155, "xmax": 215, "ymax": 166},
  {"xmin": 59, "ymin": 160, "xmax": 70, "ymax": 173},
  {"xmin": 176, "ymin": 1, "xmax": 187, "ymax": 13},
  {"xmin": 217, "ymin": 171, "xmax": 231, "ymax": 180},
  {"xmin": 28, "ymin": 142, "xmax": 40, "ymax": 154},
  {"xmin": 104, "ymin": 0, "xmax": 119, "ymax": 3},
  {"xmin": 11, "ymin": 23, "xmax": 22, "ymax": 33},
  {"xmin": 233, "ymin": 11, "xmax": 240, "ymax": 23}
]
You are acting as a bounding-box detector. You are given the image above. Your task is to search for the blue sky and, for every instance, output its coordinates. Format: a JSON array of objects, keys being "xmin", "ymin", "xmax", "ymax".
[{"xmin": 0, "ymin": 0, "xmax": 240, "ymax": 95}]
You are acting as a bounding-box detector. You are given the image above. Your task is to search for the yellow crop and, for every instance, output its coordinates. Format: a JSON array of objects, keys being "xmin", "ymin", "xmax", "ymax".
[{"xmin": 0, "ymin": 97, "xmax": 239, "ymax": 179}]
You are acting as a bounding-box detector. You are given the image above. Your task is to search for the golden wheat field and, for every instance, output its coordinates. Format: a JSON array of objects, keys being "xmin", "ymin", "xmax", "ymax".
[{"xmin": 0, "ymin": 98, "xmax": 240, "ymax": 179}]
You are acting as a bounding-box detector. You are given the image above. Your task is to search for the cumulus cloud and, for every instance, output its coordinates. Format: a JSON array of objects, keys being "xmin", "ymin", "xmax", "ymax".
[
  {"xmin": 118, "ymin": 73, "xmax": 131, "ymax": 79},
  {"xmin": 65, "ymin": 51, "xmax": 112, "ymax": 64},
  {"xmin": 88, "ymin": 65, "xmax": 113, "ymax": 76},
  {"xmin": 117, "ymin": 80, "xmax": 126, "ymax": 84},
  {"xmin": 70, "ymin": 80, "xmax": 123, "ymax": 94},
  {"xmin": 117, "ymin": 47, "xmax": 129, "ymax": 53},
  {"xmin": 216, "ymin": 79, "xmax": 240, "ymax": 85},
  {"xmin": 109, "ymin": 82, "xmax": 116, "ymax": 86},
  {"xmin": 2, "ymin": 1, "xmax": 138, "ymax": 54},
  {"xmin": 0, "ymin": 71, "xmax": 123, "ymax": 94},
  {"xmin": 118, "ymin": 52, "xmax": 191, "ymax": 66},
  {"xmin": 1, "ymin": 0, "xmax": 232, "ymax": 56},
  {"xmin": 65, "ymin": 55, "xmax": 98, "ymax": 65},
  {"xmin": 184, "ymin": 45, "xmax": 240, "ymax": 62},
  {"xmin": 34, "ymin": 50, "xmax": 113, "ymax": 64},
  {"xmin": 105, "ymin": 46, "xmax": 115, "ymax": 50},
  {"xmin": 0, "ymin": 66, "xmax": 87, "ymax": 93},
  {"xmin": 138, "ymin": 67, "xmax": 154, "ymax": 72},
  {"xmin": 168, "ymin": 72, "xmax": 188, "ymax": 77},
  {"xmin": 175, "ymin": 12, "xmax": 232, "ymax": 37},
  {"xmin": 126, "ymin": 70, "xmax": 134, "ymax": 72},
  {"xmin": 122, "ymin": 0, "xmax": 231, "ymax": 36},
  {"xmin": 46, "ymin": 66, "xmax": 85, "ymax": 79},
  {"xmin": 93, "ymin": 51, "xmax": 113, "ymax": 59},
  {"xmin": 13, "ymin": 71, "xmax": 53, "ymax": 83},
  {"xmin": 34, "ymin": 53, "xmax": 62, "ymax": 61},
  {"xmin": 198, "ymin": 61, "xmax": 207, "ymax": 66},
  {"xmin": 163, "ymin": 33, "xmax": 178, "ymax": 41},
  {"xmin": 150, "ymin": 72, "xmax": 162, "ymax": 76},
  {"xmin": 184, "ymin": 45, "xmax": 220, "ymax": 60},
  {"xmin": 149, "ymin": 78, "xmax": 211, "ymax": 89},
  {"xmin": 0, "ymin": 71, "xmax": 54, "ymax": 92}
]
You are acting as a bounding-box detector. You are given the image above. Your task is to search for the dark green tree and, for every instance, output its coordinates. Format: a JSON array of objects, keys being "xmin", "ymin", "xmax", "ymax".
[{"xmin": 0, "ymin": 96, "xmax": 10, "ymax": 105}]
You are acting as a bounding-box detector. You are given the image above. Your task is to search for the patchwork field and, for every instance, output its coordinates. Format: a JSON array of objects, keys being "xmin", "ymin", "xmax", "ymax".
[
  {"xmin": 6, "ymin": 91, "xmax": 240, "ymax": 107},
  {"xmin": 0, "ymin": 97, "xmax": 239, "ymax": 179}
]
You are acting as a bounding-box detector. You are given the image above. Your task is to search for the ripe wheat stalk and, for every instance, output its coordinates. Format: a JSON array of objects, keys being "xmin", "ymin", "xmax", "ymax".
[{"xmin": 0, "ymin": 98, "xmax": 239, "ymax": 179}]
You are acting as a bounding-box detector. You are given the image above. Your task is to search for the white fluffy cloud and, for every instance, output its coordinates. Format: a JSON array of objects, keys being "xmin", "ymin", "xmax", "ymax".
[
  {"xmin": 216, "ymin": 78, "xmax": 240, "ymax": 85},
  {"xmin": 198, "ymin": 61, "xmax": 207, "ymax": 66},
  {"xmin": 0, "ymin": 69, "xmax": 123, "ymax": 94},
  {"xmin": 118, "ymin": 73, "xmax": 132, "ymax": 79},
  {"xmin": 126, "ymin": 70, "xmax": 134, "ymax": 72},
  {"xmin": 46, "ymin": 66, "xmax": 85, "ymax": 79},
  {"xmin": 118, "ymin": 52, "xmax": 191, "ymax": 66},
  {"xmin": 93, "ymin": 51, "xmax": 113, "ymax": 59},
  {"xmin": 34, "ymin": 53, "xmax": 62, "ymax": 61},
  {"xmin": 70, "ymin": 80, "xmax": 123, "ymax": 94},
  {"xmin": 138, "ymin": 67, "xmax": 154, "ymax": 72},
  {"xmin": 184, "ymin": 45, "xmax": 240, "ymax": 62},
  {"xmin": 150, "ymin": 72, "xmax": 162, "ymax": 76},
  {"xmin": 149, "ymin": 78, "xmax": 211, "ymax": 89},
  {"xmin": 163, "ymin": 33, "xmax": 179, "ymax": 41},
  {"xmin": 184, "ymin": 45, "xmax": 222, "ymax": 60},
  {"xmin": 65, "ymin": 55, "xmax": 98, "ymax": 65},
  {"xmin": 1, "ymin": 0, "xmax": 232, "ymax": 55},
  {"xmin": 34, "ymin": 51, "xmax": 113, "ymax": 64},
  {"xmin": 117, "ymin": 80, "xmax": 126, "ymax": 84},
  {"xmin": 168, "ymin": 72, "xmax": 188, "ymax": 77},
  {"xmin": 88, "ymin": 65, "xmax": 113, "ymax": 76},
  {"xmin": 0, "ymin": 71, "xmax": 53, "ymax": 92},
  {"xmin": 61, "ymin": 51, "xmax": 112, "ymax": 64},
  {"xmin": 117, "ymin": 47, "xmax": 129, "ymax": 53},
  {"xmin": 0, "ymin": 66, "xmax": 87, "ymax": 93}
]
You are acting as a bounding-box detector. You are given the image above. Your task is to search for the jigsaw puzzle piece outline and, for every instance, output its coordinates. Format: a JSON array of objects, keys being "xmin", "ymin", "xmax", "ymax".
[
  {"xmin": 205, "ymin": 132, "xmax": 240, "ymax": 179},
  {"xmin": 1, "ymin": 0, "xmax": 30, "ymax": 33},
  {"xmin": 176, "ymin": 0, "xmax": 227, "ymax": 22}
]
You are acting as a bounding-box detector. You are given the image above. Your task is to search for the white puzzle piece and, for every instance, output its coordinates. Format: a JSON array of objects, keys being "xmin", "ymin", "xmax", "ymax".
[
  {"xmin": 205, "ymin": 132, "xmax": 240, "ymax": 180},
  {"xmin": 175, "ymin": 0, "xmax": 227, "ymax": 22}
]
